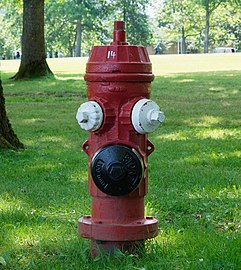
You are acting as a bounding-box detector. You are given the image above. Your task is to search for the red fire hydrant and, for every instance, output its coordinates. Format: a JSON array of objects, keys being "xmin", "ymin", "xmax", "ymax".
[{"xmin": 76, "ymin": 21, "xmax": 165, "ymax": 256}]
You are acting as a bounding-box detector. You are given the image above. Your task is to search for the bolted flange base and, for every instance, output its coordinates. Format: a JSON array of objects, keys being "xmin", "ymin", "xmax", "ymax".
[{"xmin": 78, "ymin": 215, "xmax": 158, "ymax": 257}]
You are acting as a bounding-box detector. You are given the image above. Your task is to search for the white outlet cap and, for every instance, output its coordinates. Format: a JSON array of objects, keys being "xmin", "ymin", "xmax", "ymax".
[
  {"xmin": 131, "ymin": 98, "xmax": 165, "ymax": 134},
  {"xmin": 76, "ymin": 101, "xmax": 103, "ymax": 132}
]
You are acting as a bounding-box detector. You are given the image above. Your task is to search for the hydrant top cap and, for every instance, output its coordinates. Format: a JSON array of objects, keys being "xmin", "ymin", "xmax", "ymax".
[
  {"xmin": 114, "ymin": 21, "xmax": 125, "ymax": 30},
  {"xmin": 111, "ymin": 21, "xmax": 127, "ymax": 45},
  {"xmin": 86, "ymin": 21, "xmax": 153, "ymax": 74}
]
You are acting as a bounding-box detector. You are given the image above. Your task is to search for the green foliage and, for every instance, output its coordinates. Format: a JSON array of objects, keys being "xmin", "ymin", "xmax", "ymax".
[
  {"xmin": 44, "ymin": 1, "xmax": 75, "ymax": 56},
  {"xmin": 211, "ymin": 2, "xmax": 241, "ymax": 51},
  {"xmin": 0, "ymin": 0, "xmax": 153, "ymax": 58},
  {"xmin": 154, "ymin": 0, "xmax": 241, "ymax": 53},
  {"xmin": 196, "ymin": 0, "xmax": 226, "ymax": 11},
  {"xmin": 0, "ymin": 56, "xmax": 241, "ymax": 269},
  {"xmin": 155, "ymin": 0, "xmax": 204, "ymax": 53},
  {"xmin": 210, "ymin": 4, "xmax": 241, "ymax": 50},
  {"xmin": 0, "ymin": 4, "xmax": 22, "ymax": 59},
  {"xmin": 44, "ymin": 0, "xmax": 110, "ymax": 57},
  {"xmin": 109, "ymin": 0, "xmax": 152, "ymax": 46}
]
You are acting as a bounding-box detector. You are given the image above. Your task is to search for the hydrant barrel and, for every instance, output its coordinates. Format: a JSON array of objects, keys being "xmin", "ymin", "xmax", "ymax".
[{"xmin": 76, "ymin": 21, "xmax": 164, "ymax": 257}]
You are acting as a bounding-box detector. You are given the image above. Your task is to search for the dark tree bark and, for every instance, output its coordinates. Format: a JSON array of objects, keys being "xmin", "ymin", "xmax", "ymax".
[
  {"xmin": 12, "ymin": 0, "xmax": 53, "ymax": 80},
  {"xmin": 0, "ymin": 80, "xmax": 24, "ymax": 149}
]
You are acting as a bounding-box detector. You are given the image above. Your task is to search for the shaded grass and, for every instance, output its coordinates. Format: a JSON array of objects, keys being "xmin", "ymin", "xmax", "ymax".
[{"xmin": 0, "ymin": 60, "xmax": 241, "ymax": 269}]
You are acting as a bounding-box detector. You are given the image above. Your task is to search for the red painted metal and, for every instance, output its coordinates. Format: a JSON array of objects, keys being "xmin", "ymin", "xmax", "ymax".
[{"xmin": 78, "ymin": 21, "xmax": 158, "ymax": 256}]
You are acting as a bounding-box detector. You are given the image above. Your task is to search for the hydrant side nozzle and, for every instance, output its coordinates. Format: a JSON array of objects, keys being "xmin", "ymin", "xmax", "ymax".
[
  {"xmin": 131, "ymin": 99, "xmax": 165, "ymax": 134},
  {"xmin": 76, "ymin": 101, "xmax": 104, "ymax": 132}
]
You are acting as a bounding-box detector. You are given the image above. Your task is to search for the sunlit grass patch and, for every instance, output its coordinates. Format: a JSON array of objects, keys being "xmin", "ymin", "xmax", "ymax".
[
  {"xmin": 184, "ymin": 116, "xmax": 223, "ymax": 126},
  {"xmin": 157, "ymin": 131, "xmax": 190, "ymax": 141},
  {"xmin": 157, "ymin": 128, "xmax": 241, "ymax": 141},
  {"xmin": 195, "ymin": 128, "xmax": 241, "ymax": 140}
]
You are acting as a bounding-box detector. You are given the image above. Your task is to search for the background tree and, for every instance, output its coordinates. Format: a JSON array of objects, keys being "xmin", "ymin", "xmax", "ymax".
[
  {"xmin": 154, "ymin": 0, "xmax": 240, "ymax": 53},
  {"xmin": 45, "ymin": 0, "xmax": 75, "ymax": 57},
  {"xmin": 1, "ymin": 0, "xmax": 240, "ymax": 55},
  {"xmin": 155, "ymin": 0, "xmax": 203, "ymax": 53},
  {"xmin": 0, "ymin": 80, "xmax": 24, "ymax": 149},
  {"xmin": 0, "ymin": 4, "xmax": 22, "ymax": 59},
  {"xmin": 13, "ymin": 0, "xmax": 53, "ymax": 79},
  {"xmin": 44, "ymin": 0, "xmax": 151, "ymax": 56},
  {"xmin": 45, "ymin": 0, "xmax": 109, "ymax": 57},
  {"xmin": 110, "ymin": 0, "xmax": 152, "ymax": 46},
  {"xmin": 196, "ymin": 0, "xmax": 228, "ymax": 53},
  {"xmin": 210, "ymin": 2, "xmax": 241, "ymax": 50}
]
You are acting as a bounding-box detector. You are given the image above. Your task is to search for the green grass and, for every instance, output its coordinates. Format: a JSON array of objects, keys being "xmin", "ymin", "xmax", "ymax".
[{"xmin": 0, "ymin": 54, "xmax": 241, "ymax": 269}]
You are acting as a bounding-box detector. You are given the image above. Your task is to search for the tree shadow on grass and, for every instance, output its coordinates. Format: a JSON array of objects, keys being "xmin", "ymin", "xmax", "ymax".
[{"xmin": 1, "ymin": 71, "xmax": 86, "ymax": 97}]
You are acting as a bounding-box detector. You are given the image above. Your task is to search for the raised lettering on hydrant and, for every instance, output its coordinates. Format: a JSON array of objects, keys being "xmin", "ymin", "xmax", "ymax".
[{"xmin": 76, "ymin": 21, "xmax": 165, "ymax": 257}]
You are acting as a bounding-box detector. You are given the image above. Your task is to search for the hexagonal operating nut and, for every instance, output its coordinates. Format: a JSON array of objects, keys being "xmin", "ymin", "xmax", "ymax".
[
  {"xmin": 76, "ymin": 101, "xmax": 103, "ymax": 132},
  {"xmin": 107, "ymin": 162, "xmax": 125, "ymax": 181},
  {"xmin": 78, "ymin": 111, "xmax": 88, "ymax": 123},
  {"xmin": 149, "ymin": 110, "xmax": 165, "ymax": 123}
]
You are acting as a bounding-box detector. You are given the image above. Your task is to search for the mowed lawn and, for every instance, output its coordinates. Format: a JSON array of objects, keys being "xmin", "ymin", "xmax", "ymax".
[{"xmin": 0, "ymin": 54, "xmax": 241, "ymax": 270}]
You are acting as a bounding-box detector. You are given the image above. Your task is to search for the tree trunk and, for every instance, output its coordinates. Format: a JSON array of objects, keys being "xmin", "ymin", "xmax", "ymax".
[
  {"xmin": 75, "ymin": 20, "xmax": 82, "ymax": 57},
  {"xmin": 181, "ymin": 26, "xmax": 186, "ymax": 54},
  {"xmin": 12, "ymin": 0, "xmax": 53, "ymax": 80},
  {"xmin": 123, "ymin": 0, "xmax": 126, "ymax": 22},
  {"xmin": 0, "ymin": 80, "xmax": 24, "ymax": 149},
  {"xmin": 204, "ymin": 6, "xmax": 210, "ymax": 53}
]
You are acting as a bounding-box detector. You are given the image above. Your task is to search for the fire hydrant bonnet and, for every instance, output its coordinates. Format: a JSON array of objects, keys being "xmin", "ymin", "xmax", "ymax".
[{"xmin": 85, "ymin": 22, "xmax": 154, "ymax": 83}]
